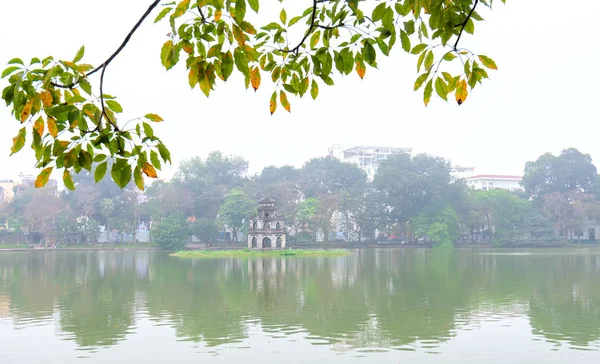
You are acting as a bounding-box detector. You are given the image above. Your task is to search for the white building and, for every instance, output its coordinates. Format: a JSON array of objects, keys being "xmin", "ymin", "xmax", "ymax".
[
  {"xmin": 328, "ymin": 145, "xmax": 413, "ymax": 180},
  {"xmin": 451, "ymin": 166, "xmax": 475, "ymax": 179},
  {"xmin": 465, "ymin": 174, "xmax": 523, "ymax": 191}
]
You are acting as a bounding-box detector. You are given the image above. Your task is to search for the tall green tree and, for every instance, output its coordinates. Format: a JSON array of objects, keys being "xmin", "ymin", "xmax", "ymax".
[
  {"xmin": 300, "ymin": 157, "xmax": 367, "ymax": 198},
  {"xmin": 175, "ymin": 151, "xmax": 249, "ymax": 219},
  {"xmin": 218, "ymin": 188, "xmax": 257, "ymax": 242},
  {"xmin": 522, "ymin": 148, "xmax": 598, "ymax": 200},
  {"xmin": 2, "ymin": 0, "xmax": 503, "ymax": 188},
  {"xmin": 374, "ymin": 153, "xmax": 456, "ymax": 225}
]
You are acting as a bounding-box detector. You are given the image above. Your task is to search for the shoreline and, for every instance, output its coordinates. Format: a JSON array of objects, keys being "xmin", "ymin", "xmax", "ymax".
[
  {"xmin": 170, "ymin": 249, "xmax": 353, "ymax": 258},
  {"xmin": 2, "ymin": 244, "xmax": 599, "ymax": 253}
]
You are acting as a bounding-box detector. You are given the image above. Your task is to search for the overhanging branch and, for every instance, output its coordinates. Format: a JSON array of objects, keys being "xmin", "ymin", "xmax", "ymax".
[
  {"xmin": 52, "ymin": 0, "xmax": 161, "ymax": 89},
  {"xmin": 453, "ymin": 0, "xmax": 478, "ymax": 50}
]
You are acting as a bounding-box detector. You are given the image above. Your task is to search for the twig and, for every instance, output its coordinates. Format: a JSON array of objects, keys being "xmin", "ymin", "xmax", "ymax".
[
  {"xmin": 197, "ymin": 4, "xmax": 207, "ymax": 23},
  {"xmin": 453, "ymin": 0, "xmax": 478, "ymax": 50},
  {"xmin": 283, "ymin": 0, "xmax": 319, "ymax": 54},
  {"xmin": 52, "ymin": 0, "xmax": 162, "ymax": 89}
]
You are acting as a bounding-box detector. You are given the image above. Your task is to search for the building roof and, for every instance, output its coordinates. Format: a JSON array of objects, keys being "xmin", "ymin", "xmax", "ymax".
[
  {"xmin": 343, "ymin": 146, "xmax": 412, "ymax": 153},
  {"xmin": 466, "ymin": 174, "xmax": 523, "ymax": 180}
]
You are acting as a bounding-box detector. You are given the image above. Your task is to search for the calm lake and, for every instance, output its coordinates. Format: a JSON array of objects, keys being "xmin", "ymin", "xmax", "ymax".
[{"xmin": 1, "ymin": 248, "xmax": 600, "ymax": 363}]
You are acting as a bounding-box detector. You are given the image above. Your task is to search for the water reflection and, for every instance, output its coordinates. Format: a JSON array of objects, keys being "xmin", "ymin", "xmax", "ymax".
[{"xmin": 1, "ymin": 249, "xmax": 600, "ymax": 354}]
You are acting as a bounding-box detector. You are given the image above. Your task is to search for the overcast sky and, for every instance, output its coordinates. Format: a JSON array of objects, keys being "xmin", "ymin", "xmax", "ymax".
[{"xmin": 1, "ymin": 0, "xmax": 599, "ymax": 182}]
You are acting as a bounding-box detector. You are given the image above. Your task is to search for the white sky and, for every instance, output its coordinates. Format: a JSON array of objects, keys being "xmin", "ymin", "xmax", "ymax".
[{"xmin": 1, "ymin": 0, "xmax": 599, "ymax": 181}]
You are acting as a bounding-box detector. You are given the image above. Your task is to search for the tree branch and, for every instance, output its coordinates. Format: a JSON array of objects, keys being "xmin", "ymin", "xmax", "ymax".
[
  {"xmin": 52, "ymin": 0, "xmax": 162, "ymax": 89},
  {"xmin": 197, "ymin": 4, "xmax": 207, "ymax": 23},
  {"xmin": 284, "ymin": 0, "xmax": 319, "ymax": 54},
  {"xmin": 453, "ymin": 0, "xmax": 478, "ymax": 50}
]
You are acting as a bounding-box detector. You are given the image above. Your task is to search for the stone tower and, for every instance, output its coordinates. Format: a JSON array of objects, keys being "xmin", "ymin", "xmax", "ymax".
[{"xmin": 248, "ymin": 199, "xmax": 286, "ymax": 249}]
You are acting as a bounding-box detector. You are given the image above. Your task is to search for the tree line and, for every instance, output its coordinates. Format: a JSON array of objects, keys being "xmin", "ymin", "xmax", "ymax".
[{"xmin": 1, "ymin": 148, "xmax": 599, "ymax": 249}]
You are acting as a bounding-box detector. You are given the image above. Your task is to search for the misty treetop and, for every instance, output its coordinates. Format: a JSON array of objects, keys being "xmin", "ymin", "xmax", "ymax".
[
  {"xmin": 1, "ymin": 0, "xmax": 504, "ymax": 190},
  {"xmin": 4, "ymin": 147, "xmax": 599, "ymax": 247}
]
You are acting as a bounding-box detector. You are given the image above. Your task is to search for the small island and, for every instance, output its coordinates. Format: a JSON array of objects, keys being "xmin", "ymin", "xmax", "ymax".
[{"xmin": 170, "ymin": 249, "xmax": 352, "ymax": 258}]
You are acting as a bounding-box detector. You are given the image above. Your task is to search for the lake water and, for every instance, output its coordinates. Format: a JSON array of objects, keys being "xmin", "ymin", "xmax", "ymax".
[{"xmin": 1, "ymin": 248, "xmax": 600, "ymax": 363}]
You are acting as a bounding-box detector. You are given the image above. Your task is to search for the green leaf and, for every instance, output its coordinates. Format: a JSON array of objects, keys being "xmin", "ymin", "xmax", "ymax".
[
  {"xmin": 310, "ymin": 80, "xmax": 319, "ymax": 100},
  {"xmin": 154, "ymin": 7, "xmax": 172, "ymax": 23},
  {"xmin": 222, "ymin": 51, "xmax": 234, "ymax": 80},
  {"xmin": 414, "ymin": 72, "xmax": 429, "ymax": 91},
  {"xmin": 79, "ymin": 78, "xmax": 92, "ymax": 95},
  {"xmin": 78, "ymin": 150, "xmax": 93, "ymax": 171},
  {"xmin": 424, "ymin": 51, "xmax": 434, "ymax": 70},
  {"xmin": 106, "ymin": 100, "xmax": 123, "ymax": 113},
  {"xmin": 235, "ymin": 0, "xmax": 246, "ymax": 21},
  {"xmin": 150, "ymin": 150, "xmax": 162, "ymax": 170},
  {"xmin": 63, "ymin": 169, "xmax": 75, "ymax": 190},
  {"xmin": 400, "ymin": 30, "xmax": 410, "ymax": 52},
  {"xmin": 173, "ymin": 0, "xmax": 190, "ymax": 18},
  {"xmin": 478, "ymin": 55, "xmax": 498, "ymax": 70},
  {"xmin": 234, "ymin": 47, "xmax": 249, "ymax": 76},
  {"xmin": 362, "ymin": 42, "xmax": 376, "ymax": 66},
  {"xmin": 134, "ymin": 166, "xmax": 145, "ymax": 191},
  {"xmin": 145, "ymin": 113, "xmax": 164, "ymax": 122},
  {"xmin": 143, "ymin": 122, "xmax": 154, "ymax": 138},
  {"xmin": 435, "ymin": 77, "xmax": 448, "ymax": 101},
  {"xmin": 443, "ymin": 52, "xmax": 456, "ymax": 61},
  {"xmin": 310, "ymin": 30, "xmax": 321, "ymax": 49},
  {"xmin": 423, "ymin": 80, "xmax": 433, "ymax": 106},
  {"xmin": 158, "ymin": 143, "xmax": 171, "ymax": 163},
  {"xmin": 160, "ymin": 40, "xmax": 176, "ymax": 70},
  {"xmin": 95, "ymin": 161, "xmax": 108, "ymax": 182},
  {"xmin": 248, "ymin": 0, "xmax": 259, "ymax": 13},
  {"xmin": 464, "ymin": 18, "xmax": 475, "ymax": 34},
  {"xmin": 2, "ymin": 66, "xmax": 20, "ymax": 79},
  {"xmin": 372, "ymin": 3, "xmax": 387, "ymax": 21},
  {"xmin": 111, "ymin": 159, "xmax": 132, "ymax": 188},
  {"xmin": 280, "ymin": 8, "xmax": 287, "ymax": 24},
  {"xmin": 411, "ymin": 44, "xmax": 427, "ymax": 54},
  {"xmin": 8, "ymin": 58, "xmax": 24, "ymax": 65},
  {"xmin": 10, "ymin": 127, "xmax": 26, "ymax": 155},
  {"xmin": 73, "ymin": 46, "xmax": 85, "ymax": 63}
]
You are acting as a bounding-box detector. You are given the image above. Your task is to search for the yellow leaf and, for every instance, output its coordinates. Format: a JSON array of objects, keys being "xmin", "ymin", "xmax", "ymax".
[
  {"xmin": 34, "ymin": 116, "xmax": 44, "ymax": 136},
  {"xmin": 182, "ymin": 42, "xmax": 194, "ymax": 54},
  {"xmin": 142, "ymin": 163, "xmax": 158, "ymax": 178},
  {"xmin": 47, "ymin": 117, "xmax": 58, "ymax": 138},
  {"xmin": 355, "ymin": 60, "xmax": 366, "ymax": 79},
  {"xmin": 269, "ymin": 92, "xmax": 277, "ymax": 115},
  {"xmin": 198, "ymin": 67, "xmax": 211, "ymax": 97},
  {"xmin": 145, "ymin": 113, "xmax": 164, "ymax": 122},
  {"xmin": 250, "ymin": 67, "xmax": 261, "ymax": 91},
  {"xmin": 40, "ymin": 91, "xmax": 53, "ymax": 107},
  {"xmin": 232, "ymin": 24, "xmax": 246, "ymax": 46},
  {"xmin": 214, "ymin": 9, "xmax": 222, "ymax": 21},
  {"xmin": 35, "ymin": 167, "xmax": 53, "ymax": 188},
  {"xmin": 455, "ymin": 79, "xmax": 468, "ymax": 105},
  {"xmin": 20, "ymin": 99, "xmax": 33, "ymax": 123},
  {"xmin": 279, "ymin": 91, "xmax": 291, "ymax": 113},
  {"xmin": 478, "ymin": 55, "xmax": 498, "ymax": 70}
]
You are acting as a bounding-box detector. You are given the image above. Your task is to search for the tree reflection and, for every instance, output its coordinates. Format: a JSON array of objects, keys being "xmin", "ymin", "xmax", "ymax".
[{"xmin": 1, "ymin": 249, "xmax": 600, "ymax": 350}]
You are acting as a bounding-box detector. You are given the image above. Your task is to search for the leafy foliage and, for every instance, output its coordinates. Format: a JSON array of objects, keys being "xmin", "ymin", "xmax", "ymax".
[
  {"xmin": 152, "ymin": 213, "xmax": 190, "ymax": 250},
  {"xmin": 2, "ymin": 0, "xmax": 505, "ymax": 186},
  {"xmin": 217, "ymin": 188, "xmax": 257, "ymax": 241}
]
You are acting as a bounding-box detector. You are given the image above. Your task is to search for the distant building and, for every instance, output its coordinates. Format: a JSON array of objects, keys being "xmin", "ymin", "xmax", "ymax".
[
  {"xmin": 0, "ymin": 180, "xmax": 15, "ymax": 202},
  {"xmin": 451, "ymin": 166, "xmax": 475, "ymax": 179},
  {"xmin": 465, "ymin": 174, "xmax": 523, "ymax": 191},
  {"xmin": 248, "ymin": 199, "xmax": 287, "ymax": 249},
  {"xmin": 328, "ymin": 145, "xmax": 413, "ymax": 180}
]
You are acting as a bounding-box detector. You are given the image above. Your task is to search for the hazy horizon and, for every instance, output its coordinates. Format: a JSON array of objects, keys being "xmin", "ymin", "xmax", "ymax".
[{"xmin": 2, "ymin": 0, "xmax": 599, "ymax": 182}]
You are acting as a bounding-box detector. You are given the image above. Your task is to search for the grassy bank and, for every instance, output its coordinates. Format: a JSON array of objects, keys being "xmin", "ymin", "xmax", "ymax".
[{"xmin": 170, "ymin": 249, "xmax": 352, "ymax": 258}]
